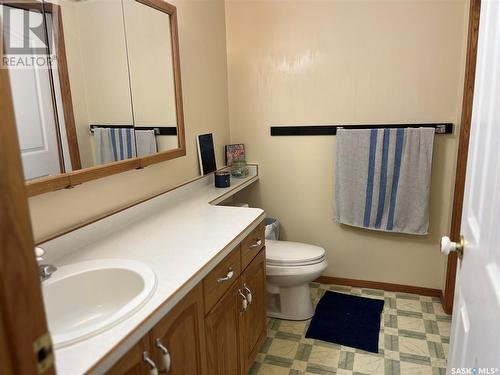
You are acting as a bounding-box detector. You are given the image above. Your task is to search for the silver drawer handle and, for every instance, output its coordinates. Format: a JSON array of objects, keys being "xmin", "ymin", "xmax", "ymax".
[
  {"xmin": 217, "ymin": 267, "xmax": 234, "ymax": 283},
  {"xmin": 143, "ymin": 352, "xmax": 159, "ymax": 375},
  {"xmin": 155, "ymin": 339, "xmax": 171, "ymax": 373},
  {"xmin": 249, "ymin": 239, "xmax": 262, "ymax": 249},
  {"xmin": 243, "ymin": 284, "xmax": 253, "ymax": 305},
  {"xmin": 238, "ymin": 289, "xmax": 248, "ymax": 312}
]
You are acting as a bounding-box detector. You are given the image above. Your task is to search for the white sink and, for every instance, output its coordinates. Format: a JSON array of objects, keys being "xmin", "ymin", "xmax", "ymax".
[{"xmin": 42, "ymin": 259, "xmax": 157, "ymax": 348}]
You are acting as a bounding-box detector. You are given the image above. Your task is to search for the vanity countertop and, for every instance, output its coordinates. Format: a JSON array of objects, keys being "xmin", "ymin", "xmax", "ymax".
[{"xmin": 41, "ymin": 165, "xmax": 263, "ymax": 375}]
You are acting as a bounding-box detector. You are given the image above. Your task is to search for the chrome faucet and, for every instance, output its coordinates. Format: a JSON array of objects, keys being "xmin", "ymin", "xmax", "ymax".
[{"xmin": 35, "ymin": 247, "xmax": 57, "ymax": 282}]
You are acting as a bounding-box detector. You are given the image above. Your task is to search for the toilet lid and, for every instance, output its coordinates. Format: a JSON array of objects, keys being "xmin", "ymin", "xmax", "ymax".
[{"xmin": 266, "ymin": 240, "xmax": 326, "ymax": 266}]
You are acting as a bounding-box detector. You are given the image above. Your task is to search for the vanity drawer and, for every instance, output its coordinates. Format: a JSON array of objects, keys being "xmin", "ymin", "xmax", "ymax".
[
  {"xmin": 241, "ymin": 221, "xmax": 265, "ymax": 269},
  {"xmin": 203, "ymin": 246, "xmax": 241, "ymax": 313}
]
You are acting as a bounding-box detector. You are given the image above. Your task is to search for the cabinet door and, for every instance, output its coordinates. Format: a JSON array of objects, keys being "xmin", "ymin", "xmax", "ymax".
[
  {"xmin": 240, "ymin": 248, "xmax": 267, "ymax": 372},
  {"xmin": 106, "ymin": 337, "xmax": 151, "ymax": 375},
  {"xmin": 205, "ymin": 281, "xmax": 244, "ymax": 375},
  {"xmin": 150, "ymin": 284, "xmax": 207, "ymax": 375}
]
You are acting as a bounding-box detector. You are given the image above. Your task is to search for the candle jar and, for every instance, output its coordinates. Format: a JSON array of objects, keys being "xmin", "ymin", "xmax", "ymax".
[{"xmin": 214, "ymin": 171, "xmax": 231, "ymax": 188}]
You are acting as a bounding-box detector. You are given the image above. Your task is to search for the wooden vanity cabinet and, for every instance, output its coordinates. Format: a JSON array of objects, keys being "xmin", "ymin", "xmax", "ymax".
[
  {"xmin": 204, "ymin": 248, "xmax": 267, "ymax": 375},
  {"xmin": 205, "ymin": 281, "xmax": 244, "ymax": 374},
  {"xmin": 106, "ymin": 337, "xmax": 151, "ymax": 375},
  {"xmin": 106, "ymin": 285, "xmax": 206, "ymax": 375},
  {"xmin": 106, "ymin": 220, "xmax": 267, "ymax": 375},
  {"xmin": 149, "ymin": 284, "xmax": 207, "ymax": 375},
  {"xmin": 239, "ymin": 249, "xmax": 267, "ymax": 371}
]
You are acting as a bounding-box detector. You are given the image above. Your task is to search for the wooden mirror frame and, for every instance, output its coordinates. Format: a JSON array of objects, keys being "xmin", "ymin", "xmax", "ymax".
[{"xmin": 24, "ymin": 0, "xmax": 186, "ymax": 197}]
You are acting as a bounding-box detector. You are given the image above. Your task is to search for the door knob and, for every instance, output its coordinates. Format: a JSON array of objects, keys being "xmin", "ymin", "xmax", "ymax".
[{"xmin": 441, "ymin": 235, "xmax": 464, "ymax": 259}]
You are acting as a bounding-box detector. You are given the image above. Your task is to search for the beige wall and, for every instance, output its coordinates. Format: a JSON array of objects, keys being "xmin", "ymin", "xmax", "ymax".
[
  {"xmin": 226, "ymin": 0, "xmax": 469, "ymax": 289},
  {"xmin": 30, "ymin": 0, "xmax": 469, "ymax": 291},
  {"xmin": 29, "ymin": 0, "xmax": 230, "ymax": 241}
]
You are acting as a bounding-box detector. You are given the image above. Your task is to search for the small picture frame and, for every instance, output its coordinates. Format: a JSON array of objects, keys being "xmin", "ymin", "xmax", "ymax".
[
  {"xmin": 197, "ymin": 133, "xmax": 217, "ymax": 175},
  {"xmin": 225, "ymin": 144, "xmax": 245, "ymax": 166}
]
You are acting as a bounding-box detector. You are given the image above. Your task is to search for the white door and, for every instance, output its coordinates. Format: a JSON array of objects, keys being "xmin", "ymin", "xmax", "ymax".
[
  {"xmin": 445, "ymin": 0, "xmax": 500, "ymax": 372},
  {"xmin": 2, "ymin": 6, "xmax": 62, "ymax": 180}
]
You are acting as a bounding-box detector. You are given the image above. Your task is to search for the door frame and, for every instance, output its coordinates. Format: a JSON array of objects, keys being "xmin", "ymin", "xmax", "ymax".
[
  {"xmin": 0, "ymin": 34, "xmax": 56, "ymax": 375},
  {"xmin": 48, "ymin": 2, "xmax": 82, "ymax": 171},
  {"xmin": 441, "ymin": 0, "xmax": 481, "ymax": 315}
]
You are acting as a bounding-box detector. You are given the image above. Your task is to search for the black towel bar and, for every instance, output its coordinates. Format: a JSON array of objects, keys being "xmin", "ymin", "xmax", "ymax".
[
  {"xmin": 270, "ymin": 123, "xmax": 453, "ymax": 136},
  {"xmin": 89, "ymin": 124, "xmax": 177, "ymax": 136}
]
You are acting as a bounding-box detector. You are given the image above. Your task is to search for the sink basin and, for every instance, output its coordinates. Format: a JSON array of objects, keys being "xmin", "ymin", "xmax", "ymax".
[{"xmin": 42, "ymin": 259, "xmax": 157, "ymax": 348}]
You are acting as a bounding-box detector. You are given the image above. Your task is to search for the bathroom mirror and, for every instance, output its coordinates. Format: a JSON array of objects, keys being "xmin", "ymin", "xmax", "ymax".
[{"xmin": 1, "ymin": 0, "xmax": 185, "ymax": 195}]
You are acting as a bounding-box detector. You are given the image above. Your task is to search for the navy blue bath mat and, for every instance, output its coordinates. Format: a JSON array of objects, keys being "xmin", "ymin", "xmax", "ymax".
[{"xmin": 305, "ymin": 291, "xmax": 384, "ymax": 353}]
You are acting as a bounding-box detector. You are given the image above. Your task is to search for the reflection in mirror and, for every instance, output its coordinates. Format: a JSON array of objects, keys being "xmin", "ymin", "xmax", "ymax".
[
  {"xmin": 123, "ymin": 0, "xmax": 179, "ymax": 154},
  {"xmin": 54, "ymin": 0, "xmax": 134, "ymax": 168},
  {"xmin": 54, "ymin": 0, "xmax": 181, "ymax": 167},
  {"xmin": 1, "ymin": 2, "xmax": 64, "ymax": 181},
  {"xmin": 2, "ymin": 0, "xmax": 184, "ymax": 186}
]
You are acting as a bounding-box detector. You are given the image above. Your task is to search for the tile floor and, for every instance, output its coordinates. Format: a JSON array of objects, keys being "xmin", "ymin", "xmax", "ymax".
[{"xmin": 250, "ymin": 282, "xmax": 451, "ymax": 375}]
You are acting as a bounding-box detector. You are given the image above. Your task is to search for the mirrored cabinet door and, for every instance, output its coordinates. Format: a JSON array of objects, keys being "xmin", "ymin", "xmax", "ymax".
[
  {"xmin": 123, "ymin": 0, "xmax": 180, "ymax": 154},
  {"xmin": 56, "ymin": 0, "xmax": 134, "ymax": 169}
]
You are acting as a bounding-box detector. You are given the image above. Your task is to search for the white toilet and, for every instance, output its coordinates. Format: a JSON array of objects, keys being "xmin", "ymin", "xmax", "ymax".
[{"xmin": 266, "ymin": 239, "xmax": 327, "ymax": 320}]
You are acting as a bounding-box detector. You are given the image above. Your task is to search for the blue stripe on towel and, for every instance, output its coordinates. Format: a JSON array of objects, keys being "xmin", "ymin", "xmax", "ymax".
[
  {"xmin": 363, "ymin": 129, "xmax": 378, "ymax": 227},
  {"xmin": 387, "ymin": 129, "xmax": 404, "ymax": 230},
  {"xmin": 126, "ymin": 129, "xmax": 133, "ymax": 158},
  {"xmin": 110, "ymin": 130, "xmax": 118, "ymax": 161},
  {"xmin": 118, "ymin": 130, "xmax": 124, "ymax": 160},
  {"xmin": 375, "ymin": 129, "xmax": 390, "ymax": 228}
]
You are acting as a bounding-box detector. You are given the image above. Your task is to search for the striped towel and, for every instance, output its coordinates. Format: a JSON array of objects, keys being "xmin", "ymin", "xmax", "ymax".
[
  {"xmin": 94, "ymin": 128, "xmax": 137, "ymax": 164},
  {"xmin": 334, "ymin": 128, "xmax": 435, "ymax": 235}
]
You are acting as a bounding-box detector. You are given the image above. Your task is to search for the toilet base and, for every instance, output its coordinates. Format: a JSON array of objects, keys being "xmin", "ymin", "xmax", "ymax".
[{"xmin": 266, "ymin": 283, "xmax": 315, "ymax": 321}]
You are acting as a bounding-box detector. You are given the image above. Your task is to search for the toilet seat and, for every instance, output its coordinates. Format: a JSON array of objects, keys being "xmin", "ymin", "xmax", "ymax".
[{"xmin": 266, "ymin": 240, "xmax": 326, "ymax": 267}]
